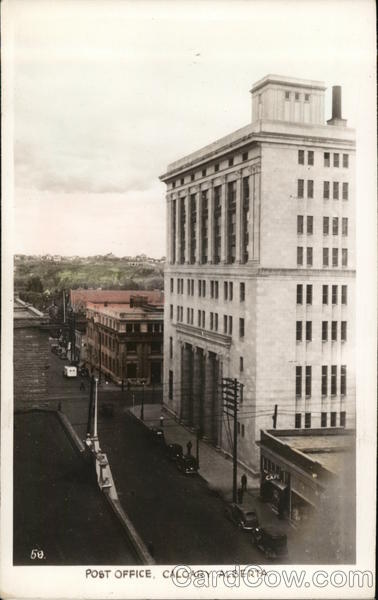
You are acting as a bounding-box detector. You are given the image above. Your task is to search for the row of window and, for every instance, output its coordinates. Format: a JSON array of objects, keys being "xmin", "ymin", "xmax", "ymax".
[
  {"xmin": 171, "ymin": 152, "xmax": 250, "ymax": 189},
  {"xmin": 296, "ymin": 284, "xmax": 347, "ymax": 305},
  {"xmin": 171, "ymin": 304, "xmax": 245, "ymax": 338},
  {"xmin": 171, "ymin": 277, "xmax": 246, "ymax": 303},
  {"xmin": 297, "ymin": 247, "xmax": 348, "ymax": 267},
  {"xmin": 298, "ymin": 151, "xmax": 349, "ymax": 169},
  {"xmin": 295, "ymin": 364, "xmax": 347, "ymax": 397},
  {"xmin": 285, "ymin": 91, "xmax": 311, "ymax": 102},
  {"xmin": 297, "ymin": 179, "xmax": 349, "ymax": 200},
  {"xmin": 295, "ymin": 411, "xmax": 346, "ymax": 429},
  {"xmin": 296, "ymin": 320, "xmax": 347, "ymax": 342},
  {"xmin": 297, "ymin": 215, "xmax": 348, "ymax": 236}
]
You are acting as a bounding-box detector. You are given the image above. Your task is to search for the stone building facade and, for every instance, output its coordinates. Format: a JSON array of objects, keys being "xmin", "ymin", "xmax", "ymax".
[{"xmin": 160, "ymin": 75, "xmax": 355, "ymax": 472}]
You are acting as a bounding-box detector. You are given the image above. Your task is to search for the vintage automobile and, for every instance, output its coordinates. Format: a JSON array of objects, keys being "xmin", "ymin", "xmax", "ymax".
[
  {"xmin": 250, "ymin": 526, "xmax": 288, "ymax": 559},
  {"xmin": 150, "ymin": 426, "xmax": 166, "ymax": 444},
  {"xmin": 166, "ymin": 443, "xmax": 183, "ymax": 461},
  {"xmin": 176, "ymin": 454, "xmax": 198, "ymax": 475},
  {"xmin": 225, "ymin": 503, "xmax": 259, "ymax": 530}
]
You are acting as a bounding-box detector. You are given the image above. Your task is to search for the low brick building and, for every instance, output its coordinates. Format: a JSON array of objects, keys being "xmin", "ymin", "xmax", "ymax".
[{"xmin": 14, "ymin": 298, "xmax": 50, "ymax": 409}]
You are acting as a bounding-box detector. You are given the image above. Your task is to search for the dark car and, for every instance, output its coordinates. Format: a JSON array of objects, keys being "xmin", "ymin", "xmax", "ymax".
[
  {"xmin": 166, "ymin": 443, "xmax": 183, "ymax": 461},
  {"xmin": 150, "ymin": 427, "xmax": 165, "ymax": 444},
  {"xmin": 225, "ymin": 503, "xmax": 259, "ymax": 530},
  {"xmin": 176, "ymin": 454, "xmax": 198, "ymax": 475},
  {"xmin": 251, "ymin": 526, "xmax": 288, "ymax": 559}
]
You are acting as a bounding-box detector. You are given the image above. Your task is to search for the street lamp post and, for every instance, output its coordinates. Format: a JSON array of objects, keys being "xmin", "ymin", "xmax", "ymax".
[{"xmin": 140, "ymin": 381, "xmax": 145, "ymax": 421}]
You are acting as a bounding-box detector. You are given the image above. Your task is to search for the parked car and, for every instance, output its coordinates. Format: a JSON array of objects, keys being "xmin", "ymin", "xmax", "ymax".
[
  {"xmin": 150, "ymin": 427, "xmax": 165, "ymax": 444},
  {"xmin": 225, "ymin": 503, "xmax": 259, "ymax": 530},
  {"xmin": 176, "ymin": 454, "xmax": 198, "ymax": 475},
  {"xmin": 250, "ymin": 526, "xmax": 288, "ymax": 559},
  {"xmin": 63, "ymin": 366, "xmax": 77, "ymax": 378},
  {"xmin": 166, "ymin": 443, "xmax": 183, "ymax": 461}
]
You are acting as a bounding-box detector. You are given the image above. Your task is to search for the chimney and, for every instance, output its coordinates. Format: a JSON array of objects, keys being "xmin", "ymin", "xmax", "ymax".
[{"xmin": 327, "ymin": 85, "xmax": 347, "ymax": 127}]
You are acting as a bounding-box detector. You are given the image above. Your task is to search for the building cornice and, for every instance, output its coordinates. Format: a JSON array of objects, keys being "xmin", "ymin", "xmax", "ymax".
[{"xmin": 175, "ymin": 323, "xmax": 232, "ymax": 349}]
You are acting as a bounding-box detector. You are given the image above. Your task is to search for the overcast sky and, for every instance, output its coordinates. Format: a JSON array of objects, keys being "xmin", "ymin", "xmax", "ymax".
[{"xmin": 6, "ymin": 0, "xmax": 375, "ymax": 257}]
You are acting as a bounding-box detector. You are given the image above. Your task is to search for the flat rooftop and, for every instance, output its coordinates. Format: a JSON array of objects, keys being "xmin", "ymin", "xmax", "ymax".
[
  {"xmin": 14, "ymin": 410, "xmax": 140, "ymax": 565},
  {"xmin": 87, "ymin": 302, "xmax": 164, "ymax": 318}
]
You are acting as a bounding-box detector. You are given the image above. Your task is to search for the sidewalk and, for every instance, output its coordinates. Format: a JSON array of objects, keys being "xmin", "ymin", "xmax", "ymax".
[{"xmin": 128, "ymin": 403, "xmax": 293, "ymax": 540}]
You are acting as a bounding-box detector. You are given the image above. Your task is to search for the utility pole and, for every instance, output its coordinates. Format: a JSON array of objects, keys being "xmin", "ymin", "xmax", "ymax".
[
  {"xmin": 272, "ymin": 404, "xmax": 278, "ymax": 429},
  {"xmin": 222, "ymin": 377, "xmax": 240, "ymax": 503}
]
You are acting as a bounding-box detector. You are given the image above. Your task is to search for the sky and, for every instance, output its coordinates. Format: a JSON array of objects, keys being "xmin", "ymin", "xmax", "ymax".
[{"xmin": 5, "ymin": 0, "xmax": 376, "ymax": 257}]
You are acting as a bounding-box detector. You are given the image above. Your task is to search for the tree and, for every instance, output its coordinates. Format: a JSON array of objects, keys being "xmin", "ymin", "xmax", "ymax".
[{"xmin": 26, "ymin": 275, "xmax": 44, "ymax": 293}]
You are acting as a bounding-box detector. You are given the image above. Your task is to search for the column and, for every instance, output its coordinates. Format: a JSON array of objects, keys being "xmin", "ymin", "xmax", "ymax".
[
  {"xmin": 192, "ymin": 347, "xmax": 201, "ymax": 428},
  {"xmin": 175, "ymin": 195, "xmax": 181, "ymax": 265},
  {"xmin": 185, "ymin": 194, "xmax": 191, "ymax": 264},
  {"xmin": 195, "ymin": 188, "xmax": 202, "ymax": 264},
  {"xmin": 252, "ymin": 169, "xmax": 261, "ymax": 262},
  {"xmin": 208, "ymin": 182, "xmax": 214, "ymax": 264},
  {"xmin": 203, "ymin": 351, "xmax": 214, "ymax": 440},
  {"xmin": 220, "ymin": 177, "xmax": 228, "ymax": 263},
  {"xmin": 235, "ymin": 171, "xmax": 243, "ymax": 263}
]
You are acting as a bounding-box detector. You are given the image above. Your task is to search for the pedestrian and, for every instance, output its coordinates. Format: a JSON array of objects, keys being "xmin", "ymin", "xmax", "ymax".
[
  {"xmin": 237, "ymin": 487, "xmax": 244, "ymax": 504},
  {"xmin": 186, "ymin": 440, "xmax": 192, "ymax": 456},
  {"xmin": 241, "ymin": 473, "xmax": 247, "ymax": 491},
  {"xmin": 159, "ymin": 415, "xmax": 164, "ymax": 428}
]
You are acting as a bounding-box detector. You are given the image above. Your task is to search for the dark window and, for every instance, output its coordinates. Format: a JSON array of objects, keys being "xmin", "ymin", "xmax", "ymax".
[
  {"xmin": 223, "ymin": 315, "xmax": 227, "ymax": 334},
  {"xmin": 306, "ymin": 321, "xmax": 312, "ymax": 341},
  {"xmin": 342, "ymin": 217, "xmax": 348, "ymax": 236},
  {"xmin": 332, "ymin": 217, "xmax": 339, "ymax": 235},
  {"xmin": 343, "ymin": 154, "xmax": 349, "ymax": 168},
  {"xmin": 323, "ymin": 181, "xmax": 330, "ymax": 199},
  {"xmin": 307, "ymin": 216, "xmax": 313, "ymax": 235},
  {"xmin": 298, "ymin": 150, "xmax": 305, "ymax": 165},
  {"xmin": 134, "ymin": 323, "xmax": 140, "ymax": 332},
  {"xmin": 172, "ymin": 181, "xmax": 176, "ymax": 188},
  {"xmin": 332, "ymin": 285, "xmax": 338, "ymax": 304},
  {"xmin": 323, "ymin": 216, "xmax": 329, "ymax": 235},
  {"xmin": 342, "ymin": 182, "xmax": 349, "ymax": 200},
  {"xmin": 229, "ymin": 282, "xmax": 233, "ymax": 301},
  {"xmin": 295, "ymin": 366, "xmax": 302, "ymax": 398},
  {"xmin": 297, "ymin": 215, "xmax": 304, "ymax": 234},
  {"xmin": 126, "ymin": 323, "xmax": 133, "ymax": 333},
  {"xmin": 308, "ymin": 151, "xmax": 314, "ymax": 165},
  {"xmin": 127, "ymin": 363, "xmax": 137, "ymax": 378},
  {"xmin": 285, "ymin": 91, "xmax": 290, "ymax": 100},
  {"xmin": 228, "ymin": 316, "xmax": 233, "ymax": 335},
  {"xmin": 324, "ymin": 152, "xmax": 330, "ymax": 167},
  {"xmin": 306, "ymin": 284, "xmax": 312, "ymax": 305},
  {"xmin": 322, "ymin": 321, "xmax": 328, "ymax": 342},
  {"xmin": 305, "ymin": 366, "xmax": 312, "ymax": 396},
  {"xmin": 191, "ymin": 173, "xmax": 195, "ymax": 181},
  {"xmin": 297, "ymin": 247, "xmax": 303, "ymax": 265},
  {"xmin": 307, "ymin": 180, "xmax": 314, "ymax": 198},
  {"xmin": 169, "ymin": 370, "xmax": 173, "ymax": 400},
  {"xmin": 169, "ymin": 337, "xmax": 173, "ymax": 359},
  {"xmin": 297, "ymin": 179, "xmax": 304, "ymax": 198},
  {"xmin": 239, "ymin": 318, "xmax": 245, "ymax": 338},
  {"xmin": 295, "ymin": 92, "xmax": 300, "ymax": 100},
  {"xmin": 331, "ymin": 365, "xmax": 337, "ymax": 395},
  {"xmin": 240, "ymin": 356, "xmax": 244, "ymax": 372},
  {"xmin": 295, "ymin": 413, "xmax": 302, "ymax": 429},
  {"xmin": 214, "ymin": 163, "xmax": 219, "ymax": 172},
  {"xmin": 333, "ymin": 181, "xmax": 339, "ymax": 199},
  {"xmin": 341, "ymin": 321, "xmax": 347, "ymax": 341},
  {"xmin": 333, "ymin": 153, "xmax": 339, "ymax": 167},
  {"xmin": 342, "ymin": 248, "xmax": 348, "ymax": 267},
  {"xmin": 297, "ymin": 284, "xmax": 303, "ymax": 304},
  {"xmin": 305, "ymin": 93, "xmax": 310, "ymax": 102},
  {"xmin": 323, "ymin": 247, "xmax": 329, "ymax": 266},
  {"xmin": 305, "ymin": 413, "xmax": 311, "ymax": 428},
  {"xmin": 331, "ymin": 321, "xmax": 337, "ymax": 341},
  {"xmin": 210, "ymin": 312, "xmax": 213, "ymax": 330},
  {"xmin": 170, "ymin": 278, "xmax": 174, "ymax": 293},
  {"xmin": 228, "ymin": 157, "xmax": 234, "ymax": 167},
  {"xmin": 321, "ymin": 412, "xmax": 327, "ymax": 427},
  {"xmin": 296, "ymin": 321, "xmax": 302, "ymax": 342},
  {"xmin": 224, "ymin": 281, "xmax": 228, "ymax": 300},
  {"xmin": 170, "ymin": 304, "xmax": 173, "ymax": 319},
  {"xmin": 242, "ymin": 151, "xmax": 248, "ymax": 161},
  {"xmin": 341, "ymin": 365, "xmax": 347, "ymax": 395},
  {"xmin": 240, "ymin": 282, "xmax": 245, "ymax": 302},
  {"xmin": 202, "ymin": 168, "xmax": 206, "ymax": 177},
  {"xmin": 340, "ymin": 411, "xmax": 346, "ymax": 427},
  {"xmin": 332, "ymin": 248, "xmax": 338, "ymax": 267},
  {"xmin": 180, "ymin": 178, "xmax": 184, "ymax": 185},
  {"xmin": 330, "ymin": 412, "xmax": 337, "ymax": 427},
  {"xmin": 322, "ymin": 365, "xmax": 328, "ymax": 396},
  {"xmin": 306, "ymin": 247, "xmax": 313, "ymax": 266},
  {"xmin": 147, "ymin": 323, "xmax": 153, "ymax": 333},
  {"xmin": 215, "ymin": 281, "xmax": 219, "ymax": 299},
  {"xmin": 341, "ymin": 285, "xmax": 347, "ymax": 304}
]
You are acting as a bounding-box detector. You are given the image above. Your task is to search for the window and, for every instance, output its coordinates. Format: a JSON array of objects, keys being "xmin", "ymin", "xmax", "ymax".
[
  {"xmin": 202, "ymin": 168, "xmax": 206, "ymax": 177},
  {"xmin": 342, "ymin": 248, "xmax": 348, "ymax": 267},
  {"xmin": 215, "ymin": 281, "xmax": 219, "ymax": 299},
  {"xmin": 321, "ymin": 413, "xmax": 327, "ymax": 427},
  {"xmin": 323, "ymin": 248, "xmax": 329, "ymax": 267},
  {"xmin": 170, "ymin": 278, "xmax": 174, "ymax": 293},
  {"xmin": 331, "ymin": 365, "xmax": 337, "ymax": 395},
  {"xmin": 307, "ymin": 216, "xmax": 313, "ymax": 234},
  {"xmin": 297, "ymin": 215, "xmax": 304, "ymax": 234},
  {"xmin": 214, "ymin": 163, "xmax": 219, "ymax": 172},
  {"xmin": 308, "ymin": 151, "xmax": 314, "ymax": 166},
  {"xmin": 223, "ymin": 315, "xmax": 227, "ymax": 334},
  {"xmin": 191, "ymin": 173, "xmax": 195, "ymax": 181},
  {"xmin": 332, "ymin": 285, "xmax": 338, "ymax": 304},
  {"xmin": 297, "ymin": 179, "xmax": 304, "ymax": 198},
  {"xmin": 228, "ymin": 157, "xmax": 234, "ymax": 167},
  {"xmin": 306, "ymin": 284, "xmax": 312, "ymax": 305},
  {"xmin": 296, "ymin": 321, "xmax": 302, "ymax": 342},
  {"xmin": 169, "ymin": 337, "xmax": 173, "ymax": 359},
  {"xmin": 341, "ymin": 321, "xmax": 347, "ymax": 341},
  {"xmin": 242, "ymin": 151, "xmax": 248, "ymax": 161},
  {"xmin": 342, "ymin": 217, "xmax": 348, "ymax": 236},
  {"xmin": 322, "ymin": 366, "xmax": 328, "ymax": 396},
  {"xmin": 134, "ymin": 323, "xmax": 140, "ymax": 332},
  {"xmin": 214, "ymin": 313, "xmax": 218, "ymax": 331},
  {"xmin": 240, "ymin": 356, "xmax": 244, "ymax": 372},
  {"xmin": 340, "ymin": 411, "xmax": 346, "ymax": 427},
  {"xmin": 186, "ymin": 308, "xmax": 190, "ymax": 324},
  {"xmin": 330, "ymin": 412, "xmax": 337, "ymax": 427},
  {"xmin": 297, "ymin": 284, "xmax": 303, "ymax": 304},
  {"xmin": 306, "ymin": 321, "xmax": 312, "ymax": 341},
  {"xmin": 285, "ymin": 91, "xmax": 290, "ymax": 100},
  {"xmin": 126, "ymin": 323, "xmax": 133, "ymax": 333},
  {"xmin": 322, "ymin": 321, "xmax": 328, "ymax": 342},
  {"xmin": 224, "ymin": 281, "xmax": 228, "ymax": 300},
  {"xmin": 228, "ymin": 316, "xmax": 233, "ymax": 335},
  {"xmin": 127, "ymin": 342, "xmax": 137, "ymax": 353},
  {"xmin": 305, "ymin": 366, "xmax": 312, "ymax": 397},
  {"xmin": 331, "ymin": 321, "xmax": 337, "ymax": 341},
  {"xmin": 341, "ymin": 285, "xmax": 347, "ymax": 304},
  {"xmin": 332, "ymin": 248, "xmax": 338, "ymax": 267},
  {"xmin": 229, "ymin": 282, "xmax": 233, "ymax": 301},
  {"xmin": 298, "ymin": 150, "xmax": 305, "ymax": 165},
  {"xmin": 333, "ymin": 153, "xmax": 339, "ymax": 167},
  {"xmin": 170, "ymin": 304, "xmax": 173, "ymax": 319},
  {"xmin": 305, "ymin": 413, "xmax": 311, "ymax": 428},
  {"xmin": 306, "ymin": 247, "xmax": 313, "ymax": 266},
  {"xmin": 305, "ymin": 93, "xmax": 310, "ymax": 102},
  {"xmin": 323, "ymin": 216, "xmax": 329, "ymax": 235},
  {"xmin": 307, "ymin": 180, "xmax": 314, "ymax": 198},
  {"xmin": 198, "ymin": 280, "xmax": 202, "ymax": 297},
  {"xmin": 333, "ymin": 181, "xmax": 339, "ymax": 199},
  {"xmin": 323, "ymin": 181, "xmax": 330, "ymax": 199},
  {"xmin": 296, "ymin": 366, "xmax": 302, "ymax": 398},
  {"xmin": 169, "ymin": 370, "xmax": 173, "ymax": 400},
  {"xmin": 295, "ymin": 413, "xmax": 302, "ymax": 429},
  {"xmin": 239, "ymin": 318, "xmax": 245, "ymax": 338},
  {"xmin": 332, "ymin": 217, "xmax": 339, "ymax": 235},
  {"xmin": 203, "ymin": 280, "xmax": 206, "ymax": 297},
  {"xmin": 210, "ymin": 312, "xmax": 213, "ymax": 331},
  {"xmin": 324, "ymin": 152, "xmax": 330, "ymax": 167},
  {"xmin": 341, "ymin": 365, "xmax": 347, "ymax": 395},
  {"xmin": 241, "ymin": 424, "xmax": 245, "ymax": 437},
  {"xmin": 295, "ymin": 92, "xmax": 300, "ymax": 100},
  {"xmin": 297, "ymin": 247, "xmax": 303, "ymax": 266},
  {"xmin": 342, "ymin": 154, "xmax": 349, "ymax": 168},
  {"xmin": 198, "ymin": 310, "xmax": 201, "ymax": 327},
  {"xmin": 172, "ymin": 181, "xmax": 176, "ymax": 188},
  {"xmin": 180, "ymin": 178, "xmax": 184, "ymax": 185},
  {"xmin": 240, "ymin": 282, "xmax": 245, "ymax": 302}
]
